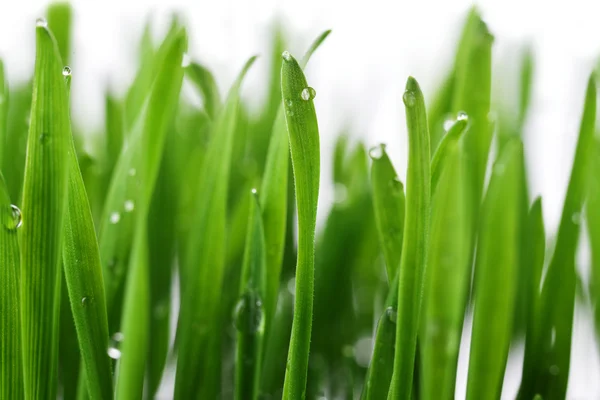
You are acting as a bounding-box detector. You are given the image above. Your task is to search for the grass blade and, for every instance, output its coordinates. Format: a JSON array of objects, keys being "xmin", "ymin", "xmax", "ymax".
[
  {"xmin": 0, "ymin": 173, "xmax": 23, "ymax": 399},
  {"xmin": 370, "ymin": 144, "xmax": 405, "ymax": 283},
  {"xmin": 185, "ymin": 62, "xmax": 221, "ymax": 120},
  {"xmin": 387, "ymin": 77, "xmax": 431, "ymax": 400},
  {"xmin": 466, "ymin": 140, "xmax": 523, "ymax": 399},
  {"xmin": 46, "ymin": 2, "xmax": 72, "ymax": 66},
  {"xmin": 0, "ymin": 61, "xmax": 7, "ymax": 168},
  {"xmin": 280, "ymin": 51, "xmax": 321, "ymax": 399},
  {"xmin": 235, "ymin": 191, "xmax": 267, "ymax": 400},
  {"xmin": 19, "ymin": 24, "xmax": 70, "ymax": 399},
  {"xmin": 589, "ymin": 137, "xmax": 600, "ymax": 339},
  {"xmin": 430, "ymin": 119, "xmax": 467, "ymax": 193}
]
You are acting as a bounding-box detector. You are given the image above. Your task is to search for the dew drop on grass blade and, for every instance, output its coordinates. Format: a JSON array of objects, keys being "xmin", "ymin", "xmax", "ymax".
[
  {"xmin": 280, "ymin": 52, "xmax": 320, "ymax": 400},
  {"xmin": 0, "ymin": 173, "xmax": 23, "ymax": 400},
  {"xmin": 19, "ymin": 24, "xmax": 70, "ymax": 400},
  {"xmin": 466, "ymin": 140, "xmax": 523, "ymax": 399},
  {"xmin": 387, "ymin": 77, "xmax": 430, "ymax": 400}
]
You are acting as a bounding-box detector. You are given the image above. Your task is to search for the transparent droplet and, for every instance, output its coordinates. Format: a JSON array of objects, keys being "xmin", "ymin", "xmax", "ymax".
[
  {"xmin": 81, "ymin": 296, "xmax": 91, "ymax": 307},
  {"xmin": 457, "ymin": 111, "xmax": 468, "ymax": 121},
  {"xmin": 549, "ymin": 365, "xmax": 559, "ymax": 376},
  {"xmin": 287, "ymin": 278, "xmax": 296, "ymax": 296},
  {"xmin": 369, "ymin": 145, "xmax": 384, "ymax": 160},
  {"xmin": 36, "ymin": 18, "xmax": 47, "ymax": 28},
  {"xmin": 110, "ymin": 212, "xmax": 121, "ymax": 224},
  {"xmin": 128, "ymin": 168, "xmax": 136, "ymax": 177},
  {"xmin": 571, "ymin": 212, "xmax": 581, "ymax": 225},
  {"xmin": 353, "ymin": 337, "xmax": 374, "ymax": 368},
  {"xmin": 182, "ymin": 53, "xmax": 191, "ymax": 68},
  {"xmin": 334, "ymin": 183, "xmax": 348, "ymax": 204},
  {"xmin": 107, "ymin": 332, "xmax": 123, "ymax": 360},
  {"xmin": 286, "ymin": 99, "xmax": 293, "ymax": 107},
  {"xmin": 443, "ymin": 119, "xmax": 454, "ymax": 131},
  {"xmin": 5, "ymin": 204, "xmax": 22, "ymax": 230},
  {"xmin": 62, "ymin": 66, "xmax": 72, "ymax": 77},
  {"xmin": 402, "ymin": 91, "xmax": 416, "ymax": 107},
  {"xmin": 124, "ymin": 200, "xmax": 135, "ymax": 212},
  {"xmin": 251, "ymin": 188, "xmax": 258, "ymax": 195},
  {"xmin": 286, "ymin": 110, "xmax": 294, "ymax": 117},
  {"xmin": 39, "ymin": 133, "xmax": 50, "ymax": 144},
  {"xmin": 234, "ymin": 291, "xmax": 264, "ymax": 334},
  {"xmin": 300, "ymin": 87, "xmax": 316, "ymax": 101},
  {"xmin": 385, "ymin": 307, "xmax": 397, "ymax": 324},
  {"xmin": 282, "ymin": 51, "xmax": 292, "ymax": 62}
]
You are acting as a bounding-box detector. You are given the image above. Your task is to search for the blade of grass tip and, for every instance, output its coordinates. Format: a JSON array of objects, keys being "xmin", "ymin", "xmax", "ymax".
[
  {"xmin": 387, "ymin": 76, "xmax": 431, "ymax": 400},
  {"xmin": 61, "ymin": 72, "xmax": 114, "ymax": 399},
  {"xmin": 235, "ymin": 191, "xmax": 267, "ymax": 400},
  {"xmin": 19, "ymin": 23, "xmax": 70, "ymax": 399},
  {"xmin": 260, "ymin": 29, "xmax": 331, "ymax": 336},
  {"xmin": 466, "ymin": 140, "xmax": 523, "ymax": 399},
  {"xmin": 421, "ymin": 137, "xmax": 469, "ymax": 400},
  {"xmin": 518, "ymin": 46, "xmax": 534, "ymax": 128},
  {"xmin": 279, "ymin": 51, "xmax": 320, "ymax": 400},
  {"xmin": 517, "ymin": 198, "xmax": 546, "ymax": 400},
  {"xmin": 174, "ymin": 55, "xmax": 257, "ymax": 399},
  {"xmin": 427, "ymin": 71, "xmax": 455, "ymax": 155},
  {"xmin": 533, "ymin": 75, "xmax": 596, "ymax": 399},
  {"xmin": 588, "ymin": 137, "xmax": 600, "ymax": 340},
  {"xmin": 0, "ymin": 173, "xmax": 23, "ymax": 400},
  {"xmin": 46, "ymin": 2, "xmax": 72, "ymax": 66},
  {"xmin": 0, "ymin": 60, "xmax": 7, "ymax": 168},
  {"xmin": 115, "ymin": 28, "xmax": 186, "ymax": 400},
  {"xmin": 369, "ymin": 144, "xmax": 405, "ymax": 284},
  {"xmin": 185, "ymin": 62, "xmax": 222, "ymax": 120},
  {"xmin": 104, "ymin": 90, "xmax": 124, "ymax": 181}
]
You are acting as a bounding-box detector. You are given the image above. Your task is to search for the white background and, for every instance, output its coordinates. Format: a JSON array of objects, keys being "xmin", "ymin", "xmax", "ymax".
[{"xmin": 1, "ymin": 0, "xmax": 600, "ymax": 398}]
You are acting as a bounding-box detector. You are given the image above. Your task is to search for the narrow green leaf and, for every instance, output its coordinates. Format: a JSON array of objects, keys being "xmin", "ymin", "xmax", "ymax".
[
  {"xmin": 533, "ymin": 75, "xmax": 596, "ymax": 399},
  {"xmin": 280, "ymin": 52, "xmax": 321, "ymax": 400},
  {"xmin": 387, "ymin": 77, "xmax": 431, "ymax": 400},
  {"xmin": 300, "ymin": 30, "xmax": 331, "ymax": 67},
  {"xmin": 104, "ymin": 90, "xmax": 124, "ymax": 179},
  {"xmin": 46, "ymin": 2, "xmax": 73, "ymax": 66},
  {"xmin": 0, "ymin": 174, "xmax": 23, "ymax": 400},
  {"xmin": 466, "ymin": 140, "xmax": 523, "ymax": 399},
  {"xmin": 0, "ymin": 61, "xmax": 8, "ymax": 168},
  {"xmin": 235, "ymin": 192, "xmax": 267, "ymax": 400},
  {"xmin": 427, "ymin": 72, "xmax": 455, "ymax": 154},
  {"xmin": 430, "ymin": 119, "xmax": 468, "ymax": 193},
  {"xmin": 518, "ymin": 46, "xmax": 534, "ymax": 127},
  {"xmin": 370, "ymin": 144, "xmax": 405, "ymax": 283},
  {"xmin": 19, "ymin": 25, "xmax": 70, "ymax": 400},
  {"xmin": 589, "ymin": 137, "xmax": 600, "ymax": 340},
  {"xmin": 185, "ymin": 62, "xmax": 221, "ymax": 120}
]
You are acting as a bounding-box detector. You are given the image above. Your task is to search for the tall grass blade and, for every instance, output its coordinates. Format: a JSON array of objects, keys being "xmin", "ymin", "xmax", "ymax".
[
  {"xmin": 0, "ymin": 61, "xmax": 7, "ymax": 168},
  {"xmin": 589, "ymin": 137, "xmax": 600, "ymax": 339},
  {"xmin": 185, "ymin": 62, "xmax": 221, "ymax": 120},
  {"xmin": 46, "ymin": 2, "xmax": 72, "ymax": 65}
]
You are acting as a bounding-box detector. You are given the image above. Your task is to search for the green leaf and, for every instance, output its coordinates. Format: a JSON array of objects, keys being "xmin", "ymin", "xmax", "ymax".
[
  {"xmin": 174, "ymin": 55, "xmax": 257, "ymax": 399},
  {"xmin": 185, "ymin": 62, "xmax": 221, "ymax": 120},
  {"xmin": 19, "ymin": 25, "xmax": 70, "ymax": 400},
  {"xmin": 589, "ymin": 137, "xmax": 600, "ymax": 340},
  {"xmin": 427, "ymin": 72, "xmax": 454, "ymax": 154},
  {"xmin": 387, "ymin": 77, "xmax": 431, "ymax": 400},
  {"xmin": 280, "ymin": 52, "xmax": 321, "ymax": 400},
  {"xmin": 46, "ymin": 2, "xmax": 73, "ymax": 66},
  {"xmin": 0, "ymin": 60, "xmax": 8, "ymax": 169},
  {"xmin": 466, "ymin": 140, "xmax": 523, "ymax": 399},
  {"xmin": 533, "ymin": 75, "xmax": 596, "ymax": 399},
  {"xmin": 235, "ymin": 192, "xmax": 267, "ymax": 400},
  {"xmin": 430, "ymin": 119, "xmax": 468, "ymax": 193},
  {"xmin": 369, "ymin": 144, "xmax": 405, "ymax": 283},
  {"xmin": 0, "ymin": 174, "xmax": 23, "ymax": 400}
]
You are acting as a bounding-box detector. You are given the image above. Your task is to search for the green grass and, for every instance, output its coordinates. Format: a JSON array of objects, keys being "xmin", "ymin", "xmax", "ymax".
[{"xmin": 1, "ymin": 3, "xmax": 600, "ymax": 400}]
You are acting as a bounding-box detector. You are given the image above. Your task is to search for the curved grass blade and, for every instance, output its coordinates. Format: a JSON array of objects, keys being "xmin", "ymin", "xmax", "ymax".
[
  {"xmin": 19, "ymin": 25, "xmax": 70, "ymax": 400},
  {"xmin": 0, "ymin": 174, "xmax": 23, "ymax": 400},
  {"xmin": 532, "ymin": 75, "xmax": 596, "ymax": 399},
  {"xmin": 174, "ymin": 56, "xmax": 257, "ymax": 399},
  {"xmin": 235, "ymin": 191, "xmax": 267, "ymax": 400},
  {"xmin": 589, "ymin": 137, "xmax": 600, "ymax": 339},
  {"xmin": 104, "ymin": 90, "xmax": 124, "ymax": 181},
  {"xmin": 517, "ymin": 198, "xmax": 546, "ymax": 399},
  {"xmin": 185, "ymin": 62, "xmax": 221, "ymax": 120},
  {"xmin": 300, "ymin": 30, "xmax": 331, "ymax": 67},
  {"xmin": 387, "ymin": 77, "xmax": 431, "ymax": 400},
  {"xmin": 427, "ymin": 72, "xmax": 454, "ymax": 154},
  {"xmin": 115, "ymin": 28, "xmax": 186, "ymax": 400},
  {"xmin": 46, "ymin": 2, "xmax": 72, "ymax": 66},
  {"xmin": 430, "ymin": 119, "xmax": 467, "ymax": 193},
  {"xmin": 280, "ymin": 52, "xmax": 320, "ymax": 400},
  {"xmin": 370, "ymin": 144, "xmax": 405, "ymax": 283},
  {"xmin": 466, "ymin": 140, "xmax": 523, "ymax": 399}
]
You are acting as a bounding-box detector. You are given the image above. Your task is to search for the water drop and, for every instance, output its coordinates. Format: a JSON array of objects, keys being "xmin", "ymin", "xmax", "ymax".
[
  {"xmin": 124, "ymin": 200, "xmax": 135, "ymax": 212},
  {"xmin": 369, "ymin": 144, "xmax": 384, "ymax": 160},
  {"xmin": 571, "ymin": 212, "xmax": 581, "ymax": 225},
  {"xmin": 110, "ymin": 212, "xmax": 121, "ymax": 224},
  {"xmin": 234, "ymin": 291, "xmax": 264, "ymax": 334},
  {"xmin": 457, "ymin": 111, "xmax": 468, "ymax": 121},
  {"xmin": 81, "ymin": 296, "xmax": 90, "ymax": 307},
  {"xmin": 334, "ymin": 183, "xmax": 348, "ymax": 204},
  {"xmin": 300, "ymin": 87, "xmax": 316, "ymax": 101},
  {"xmin": 36, "ymin": 18, "xmax": 47, "ymax": 28},
  {"xmin": 353, "ymin": 337, "xmax": 374, "ymax": 368},
  {"xmin": 39, "ymin": 133, "xmax": 50, "ymax": 144},
  {"xmin": 62, "ymin": 66, "xmax": 72, "ymax": 77},
  {"xmin": 282, "ymin": 51, "xmax": 292, "ymax": 62},
  {"xmin": 128, "ymin": 168, "xmax": 136, "ymax": 177},
  {"xmin": 251, "ymin": 188, "xmax": 258, "ymax": 195},
  {"xmin": 5, "ymin": 204, "xmax": 22, "ymax": 230},
  {"xmin": 182, "ymin": 53, "xmax": 191, "ymax": 68},
  {"xmin": 287, "ymin": 278, "xmax": 296, "ymax": 296},
  {"xmin": 385, "ymin": 307, "xmax": 397, "ymax": 324},
  {"xmin": 107, "ymin": 332, "xmax": 123, "ymax": 360},
  {"xmin": 549, "ymin": 365, "xmax": 559, "ymax": 376},
  {"xmin": 286, "ymin": 110, "xmax": 294, "ymax": 117},
  {"xmin": 402, "ymin": 91, "xmax": 416, "ymax": 107},
  {"xmin": 285, "ymin": 99, "xmax": 293, "ymax": 107},
  {"xmin": 443, "ymin": 119, "xmax": 454, "ymax": 131}
]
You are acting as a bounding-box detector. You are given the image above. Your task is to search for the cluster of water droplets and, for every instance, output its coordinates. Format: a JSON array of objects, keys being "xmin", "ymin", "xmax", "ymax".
[
  {"xmin": 107, "ymin": 332, "xmax": 124, "ymax": 360},
  {"xmin": 443, "ymin": 111, "xmax": 469, "ymax": 131},
  {"xmin": 300, "ymin": 87, "xmax": 316, "ymax": 102},
  {"xmin": 4, "ymin": 204, "xmax": 22, "ymax": 231}
]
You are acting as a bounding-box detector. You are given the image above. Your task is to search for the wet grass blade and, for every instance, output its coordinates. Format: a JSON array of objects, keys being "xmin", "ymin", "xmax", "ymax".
[
  {"xmin": 46, "ymin": 2, "xmax": 72, "ymax": 66},
  {"xmin": 280, "ymin": 52, "xmax": 320, "ymax": 400},
  {"xmin": 466, "ymin": 140, "xmax": 523, "ymax": 399},
  {"xmin": 532, "ymin": 75, "xmax": 596, "ymax": 399},
  {"xmin": 589, "ymin": 137, "xmax": 600, "ymax": 339},
  {"xmin": 235, "ymin": 192, "xmax": 267, "ymax": 400},
  {"xmin": 421, "ymin": 133, "xmax": 468, "ymax": 400},
  {"xmin": 174, "ymin": 56, "xmax": 257, "ymax": 399},
  {"xmin": 0, "ymin": 174, "xmax": 23, "ymax": 399},
  {"xmin": 427, "ymin": 72, "xmax": 454, "ymax": 154},
  {"xmin": 185, "ymin": 62, "xmax": 221, "ymax": 120},
  {"xmin": 19, "ymin": 24, "xmax": 70, "ymax": 399},
  {"xmin": 370, "ymin": 144, "xmax": 405, "ymax": 283},
  {"xmin": 430, "ymin": 119, "xmax": 467, "ymax": 193},
  {"xmin": 387, "ymin": 77, "xmax": 431, "ymax": 400}
]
